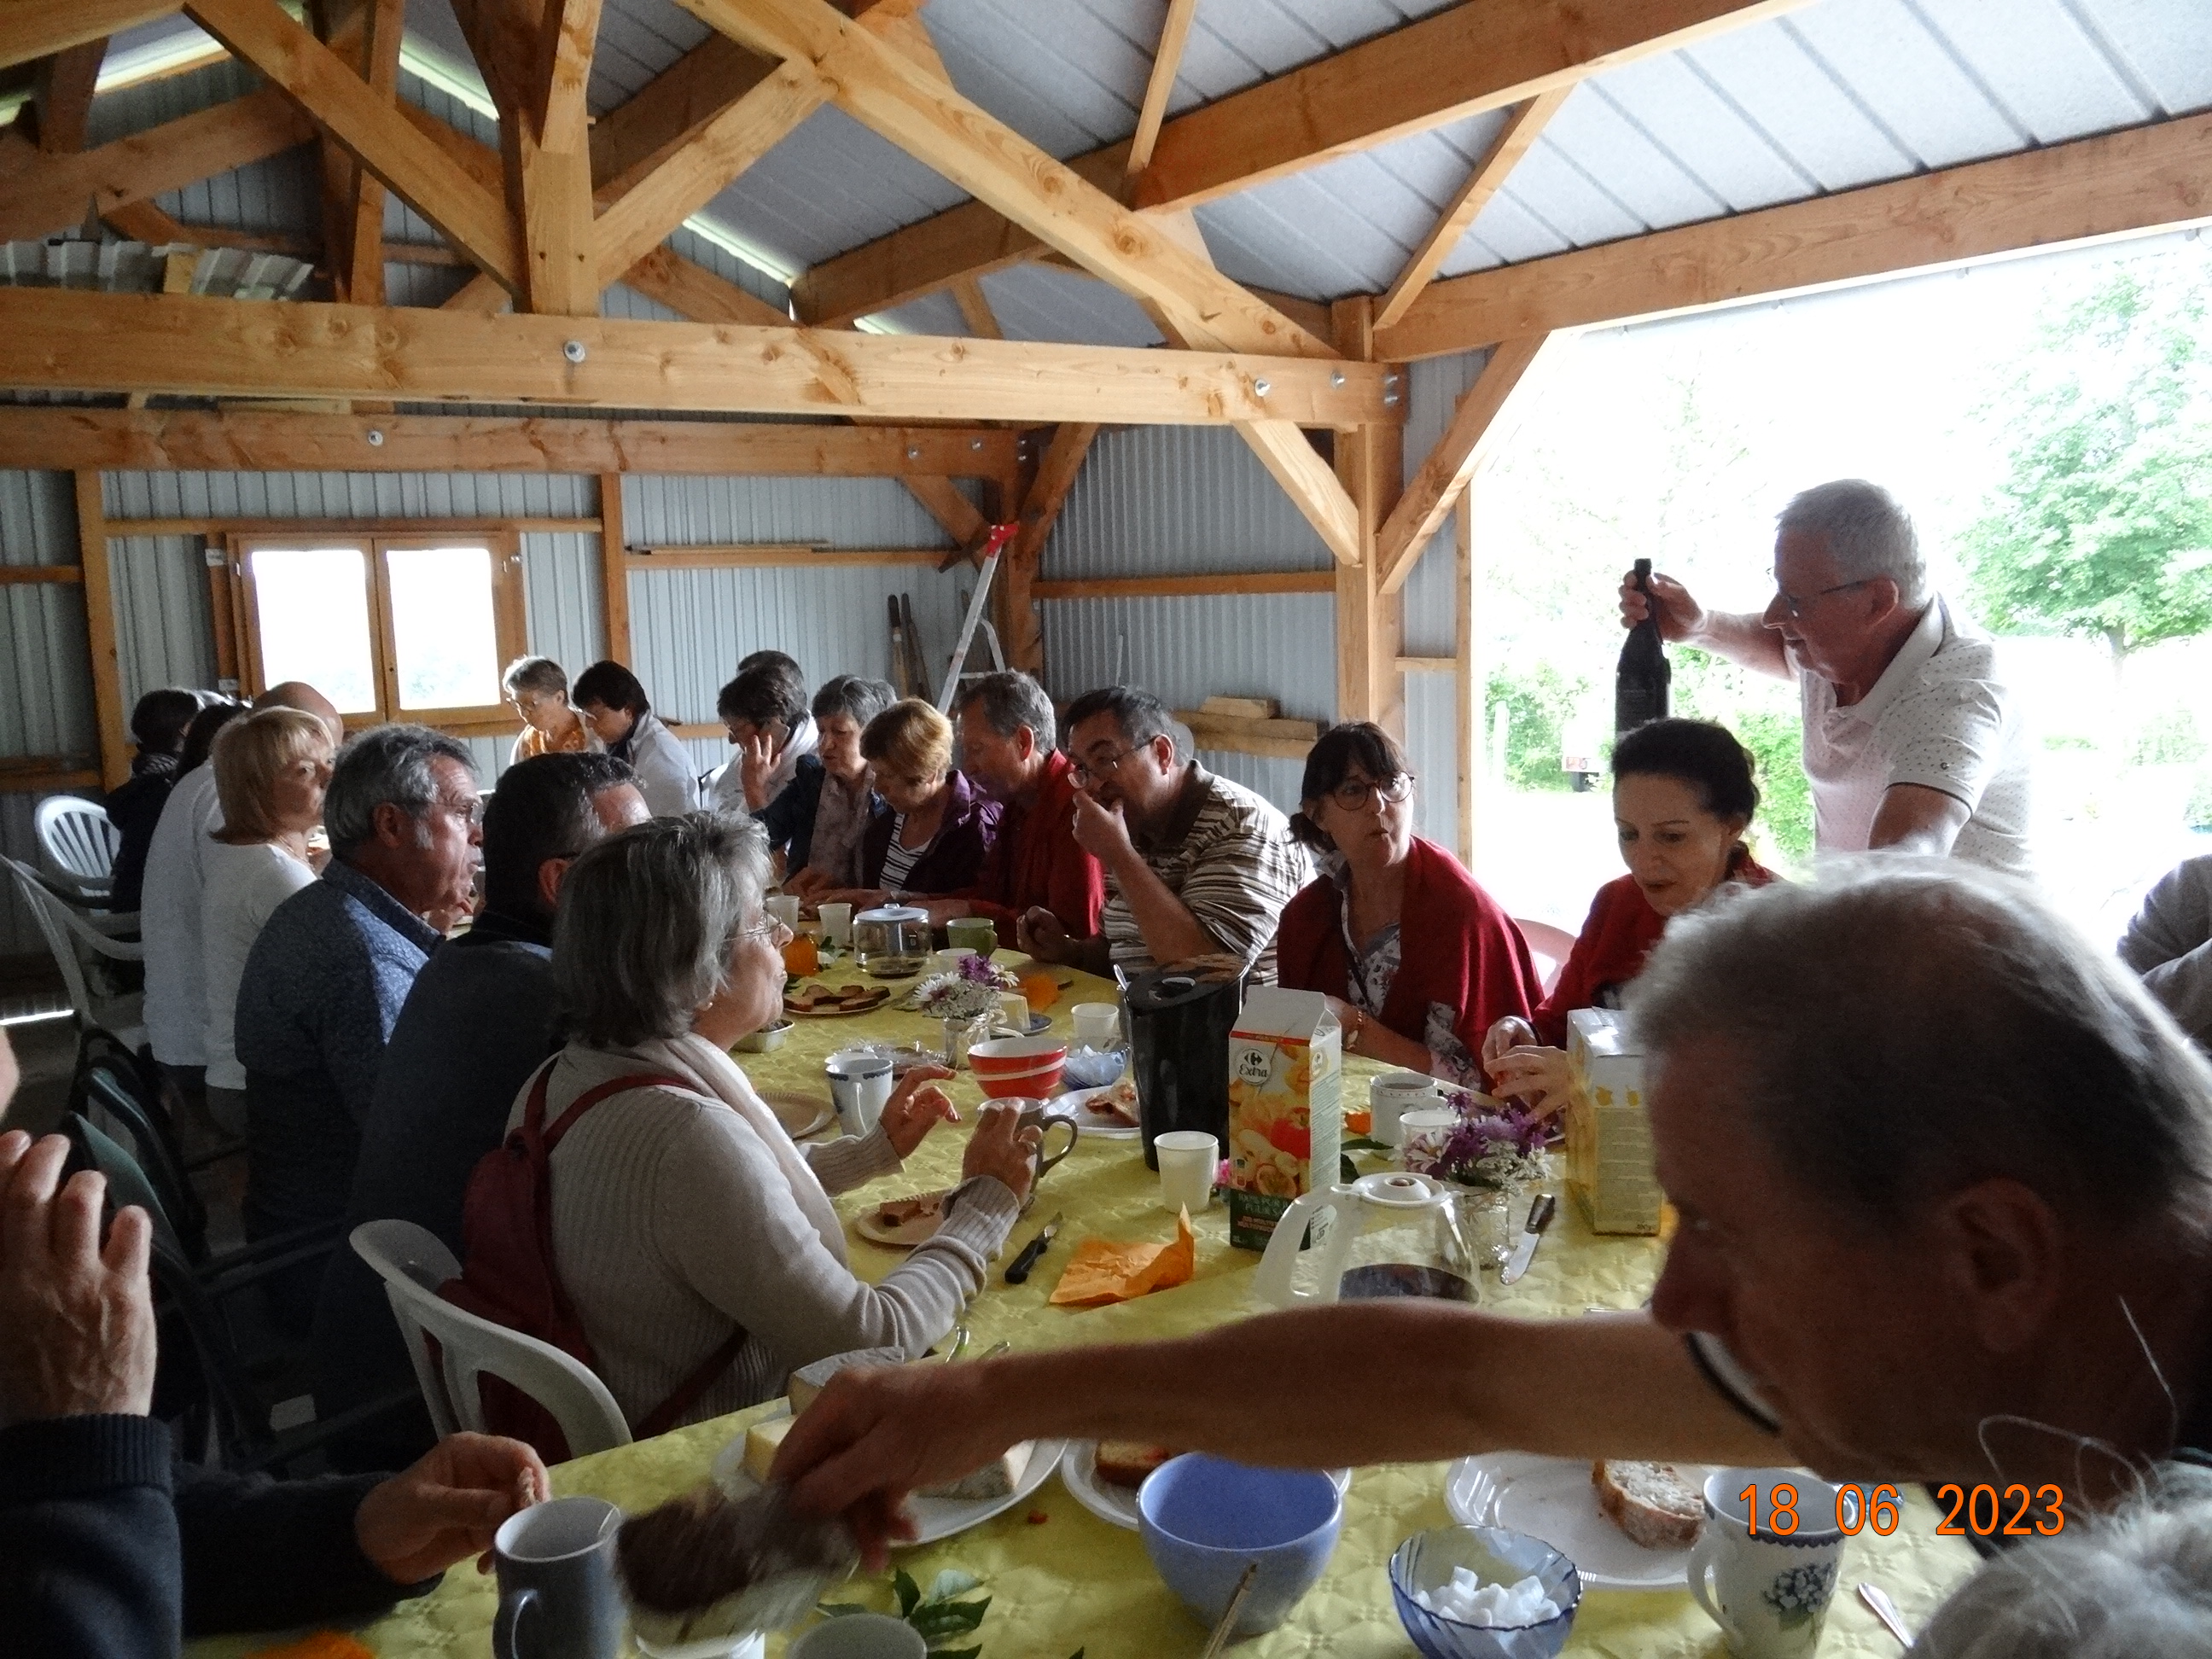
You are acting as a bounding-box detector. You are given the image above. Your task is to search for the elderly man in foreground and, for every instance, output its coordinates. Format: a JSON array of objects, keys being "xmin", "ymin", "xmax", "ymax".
[
  {"xmin": 776, "ymin": 860, "xmax": 2212, "ymax": 1557},
  {"xmin": 1622, "ymin": 480, "xmax": 2031, "ymax": 873}
]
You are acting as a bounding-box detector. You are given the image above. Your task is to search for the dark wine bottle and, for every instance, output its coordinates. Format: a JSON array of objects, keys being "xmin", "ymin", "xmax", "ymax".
[{"xmin": 1616, "ymin": 557, "xmax": 1671, "ymax": 734}]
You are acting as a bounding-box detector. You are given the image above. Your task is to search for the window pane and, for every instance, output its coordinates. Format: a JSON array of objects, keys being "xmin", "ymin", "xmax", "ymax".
[
  {"xmin": 248, "ymin": 546, "xmax": 377, "ymax": 713},
  {"xmin": 384, "ymin": 544, "xmax": 501, "ymax": 711}
]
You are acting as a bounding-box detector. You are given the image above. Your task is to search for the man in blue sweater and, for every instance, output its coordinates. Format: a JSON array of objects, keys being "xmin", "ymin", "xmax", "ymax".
[{"xmin": 0, "ymin": 1031, "xmax": 547, "ymax": 1656}]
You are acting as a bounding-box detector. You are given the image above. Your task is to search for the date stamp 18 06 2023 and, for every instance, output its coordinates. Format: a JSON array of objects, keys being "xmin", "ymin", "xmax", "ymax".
[{"xmin": 1738, "ymin": 1481, "xmax": 2068, "ymax": 1540}]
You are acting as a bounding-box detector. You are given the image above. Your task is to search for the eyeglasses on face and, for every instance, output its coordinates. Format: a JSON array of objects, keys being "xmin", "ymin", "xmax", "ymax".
[
  {"xmin": 1767, "ymin": 568, "xmax": 1871, "ymax": 620},
  {"xmin": 1068, "ymin": 745, "xmax": 1143, "ymax": 787},
  {"xmin": 740, "ymin": 916, "xmax": 793, "ymax": 945},
  {"xmin": 1325, "ymin": 772, "xmax": 1415, "ymax": 812}
]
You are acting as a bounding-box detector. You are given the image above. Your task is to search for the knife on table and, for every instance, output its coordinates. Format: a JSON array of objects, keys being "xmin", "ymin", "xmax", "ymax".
[
  {"xmin": 1499, "ymin": 1192, "xmax": 1557, "ymax": 1285},
  {"xmin": 1004, "ymin": 1211, "xmax": 1064, "ymax": 1284}
]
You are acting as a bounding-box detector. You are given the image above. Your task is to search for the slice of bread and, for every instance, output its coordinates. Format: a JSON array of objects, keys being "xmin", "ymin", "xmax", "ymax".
[
  {"xmin": 1093, "ymin": 1441, "xmax": 1174, "ymax": 1490},
  {"xmin": 1592, "ymin": 1459, "xmax": 1704, "ymax": 1550}
]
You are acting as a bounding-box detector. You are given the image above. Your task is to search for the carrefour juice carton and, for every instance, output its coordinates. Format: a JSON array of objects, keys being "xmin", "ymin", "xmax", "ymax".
[
  {"xmin": 1226, "ymin": 987, "xmax": 1342, "ymax": 1250},
  {"xmin": 1564, "ymin": 1007, "xmax": 1663, "ymax": 1234}
]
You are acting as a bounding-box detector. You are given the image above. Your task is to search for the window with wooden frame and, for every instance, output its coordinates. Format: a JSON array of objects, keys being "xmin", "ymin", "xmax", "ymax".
[{"xmin": 225, "ymin": 532, "xmax": 527, "ymax": 733}]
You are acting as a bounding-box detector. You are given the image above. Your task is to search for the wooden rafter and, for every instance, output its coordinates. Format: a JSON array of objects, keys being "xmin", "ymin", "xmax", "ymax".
[
  {"xmin": 1377, "ymin": 109, "xmax": 2212, "ymax": 361},
  {"xmin": 590, "ymin": 33, "xmax": 776, "ymax": 201},
  {"xmin": 0, "ymin": 1, "xmax": 178, "ymax": 71},
  {"xmin": 794, "ymin": 0, "xmax": 1803, "ymax": 326},
  {"xmin": 0, "ymin": 407, "xmax": 1023, "ymax": 476},
  {"xmin": 599, "ymin": 472, "xmax": 630, "ymax": 660},
  {"xmin": 31, "ymin": 37, "xmax": 108, "ymax": 154},
  {"xmin": 1126, "ymin": 0, "xmax": 1197, "ymax": 178},
  {"xmin": 185, "ymin": 0, "xmax": 521, "ymax": 289},
  {"xmin": 0, "ymin": 85, "xmax": 315, "ymax": 242},
  {"xmin": 312, "ymin": 0, "xmax": 405, "ymax": 306},
  {"xmin": 675, "ymin": 0, "xmax": 1333, "ymax": 362},
  {"xmin": 1330, "ymin": 296, "xmax": 1404, "ymax": 731},
  {"xmin": 0, "ymin": 288, "xmax": 1394, "ymax": 424},
  {"xmin": 902, "ymin": 475, "xmax": 988, "ymax": 551},
  {"xmin": 1376, "ymin": 333, "xmax": 1554, "ymax": 593},
  {"xmin": 949, "ymin": 275, "xmax": 1003, "ymax": 340},
  {"xmin": 1001, "ymin": 420, "xmax": 1097, "ymax": 672},
  {"xmin": 620, "ymin": 243, "xmax": 789, "ymax": 327},
  {"xmin": 1373, "ymin": 88, "xmax": 1566, "ymax": 333},
  {"xmin": 73, "ymin": 473, "xmax": 132, "ymax": 789}
]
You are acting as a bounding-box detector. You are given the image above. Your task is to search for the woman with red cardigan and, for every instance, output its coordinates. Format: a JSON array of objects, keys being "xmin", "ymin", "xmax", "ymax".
[
  {"xmin": 1276, "ymin": 723, "xmax": 1540, "ymax": 1086},
  {"xmin": 1484, "ymin": 718, "xmax": 1775, "ymax": 1116}
]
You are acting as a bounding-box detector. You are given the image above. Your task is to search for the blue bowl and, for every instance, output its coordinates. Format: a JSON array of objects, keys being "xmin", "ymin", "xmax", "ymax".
[
  {"xmin": 1389, "ymin": 1526, "xmax": 1581, "ymax": 1659},
  {"xmin": 1138, "ymin": 1455, "xmax": 1343, "ymax": 1637}
]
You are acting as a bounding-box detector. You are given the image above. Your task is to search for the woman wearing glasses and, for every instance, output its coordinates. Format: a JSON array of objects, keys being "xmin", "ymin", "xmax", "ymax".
[
  {"xmin": 1481, "ymin": 718, "xmax": 1774, "ymax": 1116},
  {"xmin": 499, "ymin": 812, "xmax": 1038, "ymax": 1433},
  {"xmin": 1277, "ymin": 723, "xmax": 1542, "ymax": 1084}
]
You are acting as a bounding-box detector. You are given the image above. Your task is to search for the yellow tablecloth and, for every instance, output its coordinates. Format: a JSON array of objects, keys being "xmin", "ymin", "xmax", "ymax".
[{"xmin": 192, "ymin": 960, "xmax": 1981, "ymax": 1657}]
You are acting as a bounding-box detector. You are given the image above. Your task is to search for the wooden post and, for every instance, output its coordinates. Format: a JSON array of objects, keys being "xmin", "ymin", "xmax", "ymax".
[
  {"xmin": 1330, "ymin": 296, "xmax": 1404, "ymax": 736},
  {"xmin": 1455, "ymin": 491, "xmax": 1477, "ymax": 870},
  {"xmin": 597, "ymin": 471, "xmax": 631, "ymax": 662},
  {"xmin": 73, "ymin": 471, "xmax": 131, "ymax": 789}
]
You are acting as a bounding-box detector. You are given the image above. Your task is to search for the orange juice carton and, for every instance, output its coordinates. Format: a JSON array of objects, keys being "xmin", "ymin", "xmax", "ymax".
[
  {"xmin": 1226, "ymin": 987, "xmax": 1342, "ymax": 1251},
  {"xmin": 1564, "ymin": 1007, "xmax": 1662, "ymax": 1235}
]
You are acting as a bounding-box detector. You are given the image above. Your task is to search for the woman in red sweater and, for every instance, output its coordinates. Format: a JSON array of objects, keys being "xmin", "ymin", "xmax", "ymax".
[
  {"xmin": 1276, "ymin": 723, "xmax": 1540, "ymax": 1086},
  {"xmin": 1483, "ymin": 718, "xmax": 1774, "ymax": 1115}
]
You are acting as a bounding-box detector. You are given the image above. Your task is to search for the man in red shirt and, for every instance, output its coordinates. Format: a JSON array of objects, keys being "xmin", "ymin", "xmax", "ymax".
[{"xmin": 931, "ymin": 672, "xmax": 1104, "ymax": 947}]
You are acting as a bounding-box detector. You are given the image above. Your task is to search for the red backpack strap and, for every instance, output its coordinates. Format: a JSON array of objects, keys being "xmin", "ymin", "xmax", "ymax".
[
  {"xmin": 541, "ymin": 1071, "xmax": 692, "ymax": 1150},
  {"xmin": 635, "ymin": 1329, "xmax": 750, "ymax": 1440}
]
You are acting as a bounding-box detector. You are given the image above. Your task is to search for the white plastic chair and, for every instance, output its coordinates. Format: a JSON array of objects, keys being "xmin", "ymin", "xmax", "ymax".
[
  {"xmin": 1514, "ymin": 917, "xmax": 1577, "ymax": 1000},
  {"xmin": 3, "ymin": 856, "xmax": 145, "ymax": 1051},
  {"xmin": 347, "ymin": 1220, "xmax": 633, "ymax": 1459},
  {"xmin": 36, "ymin": 795, "xmax": 121, "ymax": 905}
]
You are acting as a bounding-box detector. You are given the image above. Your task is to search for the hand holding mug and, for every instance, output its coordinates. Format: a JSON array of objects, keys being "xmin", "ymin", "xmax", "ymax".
[{"xmin": 960, "ymin": 1103, "xmax": 1040, "ymax": 1208}]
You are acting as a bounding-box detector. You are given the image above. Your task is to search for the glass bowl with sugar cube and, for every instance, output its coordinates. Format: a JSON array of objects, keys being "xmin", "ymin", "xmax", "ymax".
[{"xmin": 1390, "ymin": 1525, "xmax": 1580, "ymax": 1659}]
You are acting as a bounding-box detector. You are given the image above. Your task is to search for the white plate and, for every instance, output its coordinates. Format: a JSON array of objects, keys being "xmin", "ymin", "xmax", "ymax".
[
  {"xmin": 1057, "ymin": 1082, "xmax": 1141, "ymax": 1139},
  {"xmin": 1445, "ymin": 1452, "xmax": 1710, "ymax": 1591},
  {"xmin": 713, "ymin": 1415, "xmax": 1068, "ymax": 1549},
  {"xmin": 1058, "ymin": 1444, "xmax": 1352, "ymax": 1532}
]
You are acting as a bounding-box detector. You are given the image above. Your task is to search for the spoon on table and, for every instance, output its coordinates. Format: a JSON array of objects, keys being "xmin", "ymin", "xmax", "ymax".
[{"xmin": 1199, "ymin": 1562, "xmax": 1260, "ymax": 1659}]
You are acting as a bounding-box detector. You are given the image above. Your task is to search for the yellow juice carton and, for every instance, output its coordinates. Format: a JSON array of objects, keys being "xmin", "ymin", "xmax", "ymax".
[
  {"xmin": 1226, "ymin": 987, "xmax": 1342, "ymax": 1250},
  {"xmin": 1564, "ymin": 1007, "xmax": 1664, "ymax": 1235}
]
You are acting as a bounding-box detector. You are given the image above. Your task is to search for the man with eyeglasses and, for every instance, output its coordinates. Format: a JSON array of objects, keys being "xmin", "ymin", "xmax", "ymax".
[
  {"xmin": 1019, "ymin": 686, "xmax": 1308, "ymax": 981},
  {"xmin": 1620, "ymin": 478, "xmax": 2029, "ymax": 874},
  {"xmin": 233, "ymin": 725, "xmax": 486, "ymax": 1335}
]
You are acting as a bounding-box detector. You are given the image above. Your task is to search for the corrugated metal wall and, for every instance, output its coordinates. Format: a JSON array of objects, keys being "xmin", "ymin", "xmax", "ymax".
[{"xmin": 1038, "ymin": 426, "xmax": 1336, "ymax": 812}]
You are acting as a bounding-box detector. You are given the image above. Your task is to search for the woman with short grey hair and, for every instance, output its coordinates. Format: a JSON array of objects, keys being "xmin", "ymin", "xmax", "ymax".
[
  {"xmin": 777, "ymin": 674, "xmax": 896, "ymax": 895},
  {"xmin": 506, "ymin": 812, "xmax": 1039, "ymax": 1432}
]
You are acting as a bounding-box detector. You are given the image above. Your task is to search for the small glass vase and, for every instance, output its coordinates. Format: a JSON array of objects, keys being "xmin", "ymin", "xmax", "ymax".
[
  {"xmin": 943, "ymin": 1011, "xmax": 998, "ymax": 1068},
  {"xmin": 1460, "ymin": 1183, "xmax": 1524, "ymax": 1274}
]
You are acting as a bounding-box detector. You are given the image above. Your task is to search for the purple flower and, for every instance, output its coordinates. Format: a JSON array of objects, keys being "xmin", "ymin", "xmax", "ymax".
[{"xmin": 957, "ymin": 952, "xmax": 1000, "ymax": 985}]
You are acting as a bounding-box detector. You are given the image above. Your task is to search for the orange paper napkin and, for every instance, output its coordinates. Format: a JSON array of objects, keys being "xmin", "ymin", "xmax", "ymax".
[
  {"xmin": 248, "ymin": 1634, "xmax": 375, "ymax": 1659},
  {"xmin": 1049, "ymin": 1208, "xmax": 1197, "ymax": 1307}
]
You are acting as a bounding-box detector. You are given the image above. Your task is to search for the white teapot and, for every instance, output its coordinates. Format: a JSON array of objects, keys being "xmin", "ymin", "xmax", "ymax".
[{"xmin": 1251, "ymin": 1170, "xmax": 1477, "ymax": 1308}]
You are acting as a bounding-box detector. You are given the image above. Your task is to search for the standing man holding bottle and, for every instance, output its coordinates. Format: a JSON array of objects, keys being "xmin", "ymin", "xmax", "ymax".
[{"xmin": 1619, "ymin": 478, "xmax": 2031, "ymax": 874}]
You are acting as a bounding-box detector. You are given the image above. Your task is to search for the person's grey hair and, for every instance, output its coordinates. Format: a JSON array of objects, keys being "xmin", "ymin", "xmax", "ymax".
[
  {"xmin": 1775, "ymin": 479, "xmax": 1927, "ymax": 608},
  {"xmin": 1062, "ymin": 685, "xmax": 1184, "ymax": 760},
  {"xmin": 553, "ymin": 812, "xmax": 770, "ymax": 1046},
  {"xmin": 1908, "ymin": 1465, "xmax": 2212, "ymax": 1658},
  {"xmin": 811, "ymin": 673, "xmax": 895, "ymax": 731},
  {"xmin": 502, "ymin": 655, "xmax": 569, "ymax": 699},
  {"xmin": 1627, "ymin": 858, "xmax": 2212, "ymax": 1238},
  {"xmin": 322, "ymin": 725, "xmax": 475, "ymax": 858},
  {"xmin": 957, "ymin": 670, "xmax": 1057, "ymax": 751}
]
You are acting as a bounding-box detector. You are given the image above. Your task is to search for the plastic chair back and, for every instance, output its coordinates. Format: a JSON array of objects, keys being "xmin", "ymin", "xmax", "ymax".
[
  {"xmin": 348, "ymin": 1220, "xmax": 632, "ymax": 1460},
  {"xmin": 78, "ymin": 1057, "xmax": 210, "ymax": 1263},
  {"xmin": 1514, "ymin": 917, "xmax": 1577, "ymax": 1000},
  {"xmin": 35, "ymin": 795, "xmax": 119, "ymax": 902},
  {"xmin": 3, "ymin": 857, "xmax": 143, "ymax": 1046}
]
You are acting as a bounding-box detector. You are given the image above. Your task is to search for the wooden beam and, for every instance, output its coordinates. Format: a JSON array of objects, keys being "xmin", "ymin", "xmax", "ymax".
[
  {"xmin": 794, "ymin": 0, "xmax": 1802, "ymax": 326},
  {"xmin": 0, "ymin": 289, "xmax": 1394, "ymax": 425},
  {"xmin": 598, "ymin": 471, "xmax": 630, "ymax": 661},
  {"xmin": 677, "ymin": 0, "xmax": 1331, "ymax": 361},
  {"xmin": 342, "ymin": 0, "xmax": 405, "ymax": 306},
  {"xmin": 627, "ymin": 544, "xmax": 947, "ymax": 568},
  {"xmin": 103, "ymin": 198, "xmax": 317, "ymax": 255},
  {"xmin": 590, "ymin": 33, "xmax": 777, "ymax": 201},
  {"xmin": 1396, "ymin": 655, "xmax": 1455, "ymax": 673},
  {"xmin": 1004, "ymin": 420, "xmax": 1097, "ymax": 672},
  {"xmin": 1330, "ymin": 296, "xmax": 1403, "ymax": 731},
  {"xmin": 1376, "ymin": 333, "xmax": 1553, "ymax": 593},
  {"xmin": 1378, "ymin": 109, "xmax": 2212, "ymax": 360},
  {"xmin": 1374, "ymin": 89, "xmax": 1566, "ymax": 333},
  {"xmin": 1244, "ymin": 421, "xmax": 1361, "ymax": 566},
  {"xmin": 592, "ymin": 61, "xmax": 827, "ymax": 289},
  {"xmin": 619, "ymin": 243, "xmax": 790, "ymax": 327},
  {"xmin": 0, "ymin": 85, "xmax": 315, "ymax": 242},
  {"xmin": 1031, "ymin": 569, "xmax": 1333, "ymax": 600},
  {"xmin": 0, "ymin": 764, "xmax": 104, "ymax": 794},
  {"xmin": 1455, "ymin": 494, "xmax": 1475, "ymax": 868},
  {"xmin": 948, "ymin": 275, "xmax": 1003, "ymax": 341},
  {"xmin": 497, "ymin": 0, "xmax": 604, "ymax": 316},
  {"xmin": 900, "ymin": 475, "xmax": 987, "ymax": 550},
  {"xmin": 114, "ymin": 515, "xmax": 595, "ymax": 536},
  {"xmin": 0, "ymin": 566, "xmax": 85, "ymax": 585},
  {"xmin": 441, "ymin": 271, "xmax": 512, "ymax": 313},
  {"xmin": 1126, "ymin": 0, "xmax": 1197, "ymax": 178},
  {"xmin": 31, "ymin": 38, "xmax": 108, "ymax": 154},
  {"xmin": 0, "ymin": 407, "xmax": 1023, "ymax": 476},
  {"xmin": 0, "ymin": 1, "xmax": 177, "ymax": 72},
  {"xmin": 184, "ymin": 0, "xmax": 521, "ymax": 290},
  {"xmin": 72, "ymin": 473, "xmax": 131, "ymax": 791}
]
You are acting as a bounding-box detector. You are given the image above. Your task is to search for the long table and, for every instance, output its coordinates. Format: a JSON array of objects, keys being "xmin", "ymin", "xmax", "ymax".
[{"xmin": 190, "ymin": 958, "xmax": 1979, "ymax": 1657}]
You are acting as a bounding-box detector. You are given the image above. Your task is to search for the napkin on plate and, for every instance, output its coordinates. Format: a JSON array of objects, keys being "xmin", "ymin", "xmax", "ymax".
[{"xmin": 1048, "ymin": 1208, "xmax": 1196, "ymax": 1307}]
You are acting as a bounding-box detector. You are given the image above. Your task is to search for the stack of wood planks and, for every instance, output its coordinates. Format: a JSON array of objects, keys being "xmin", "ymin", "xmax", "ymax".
[{"xmin": 1174, "ymin": 696, "xmax": 1319, "ymax": 760}]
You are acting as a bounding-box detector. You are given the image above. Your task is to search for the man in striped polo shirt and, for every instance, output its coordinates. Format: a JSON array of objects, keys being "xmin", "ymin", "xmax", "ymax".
[{"xmin": 1018, "ymin": 685, "xmax": 1308, "ymax": 982}]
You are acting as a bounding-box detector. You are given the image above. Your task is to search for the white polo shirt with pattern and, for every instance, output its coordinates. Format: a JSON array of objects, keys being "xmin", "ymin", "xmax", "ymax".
[{"xmin": 1796, "ymin": 592, "xmax": 2031, "ymax": 876}]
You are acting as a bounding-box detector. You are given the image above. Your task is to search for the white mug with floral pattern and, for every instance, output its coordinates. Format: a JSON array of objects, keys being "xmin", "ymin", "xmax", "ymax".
[{"xmin": 1689, "ymin": 1467, "xmax": 1847, "ymax": 1659}]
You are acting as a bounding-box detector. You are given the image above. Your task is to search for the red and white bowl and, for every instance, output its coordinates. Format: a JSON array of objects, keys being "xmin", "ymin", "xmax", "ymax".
[{"xmin": 969, "ymin": 1035, "xmax": 1068, "ymax": 1098}]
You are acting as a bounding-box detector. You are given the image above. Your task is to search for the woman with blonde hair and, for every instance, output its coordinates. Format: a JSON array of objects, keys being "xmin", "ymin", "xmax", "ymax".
[
  {"xmin": 824, "ymin": 699, "xmax": 998, "ymax": 905},
  {"xmin": 200, "ymin": 707, "xmax": 335, "ymax": 1129}
]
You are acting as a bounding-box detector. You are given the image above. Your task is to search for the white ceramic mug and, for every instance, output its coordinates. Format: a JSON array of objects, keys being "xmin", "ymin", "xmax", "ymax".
[
  {"xmin": 817, "ymin": 902, "xmax": 854, "ymax": 948},
  {"xmin": 1688, "ymin": 1468, "xmax": 1846, "ymax": 1659},
  {"xmin": 1368, "ymin": 1071, "xmax": 1440, "ymax": 1147},
  {"xmin": 1396, "ymin": 1107, "xmax": 1459, "ymax": 1170},
  {"xmin": 1071, "ymin": 1002, "xmax": 1121, "ymax": 1051},
  {"xmin": 787, "ymin": 1613, "xmax": 925, "ymax": 1659},
  {"xmin": 930, "ymin": 947, "xmax": 978, "ymax": 978},
  {"xmin": 1155, "ymin": 1130, "xmax": 1217, "ymax": 1214},
  {"xmin": 825, "ymin": 1047, "xmax": 894, "ymax": 1137},
  {"xmin": 766, "ymin": 894, "xmax": 802, "ymax": 931}
]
